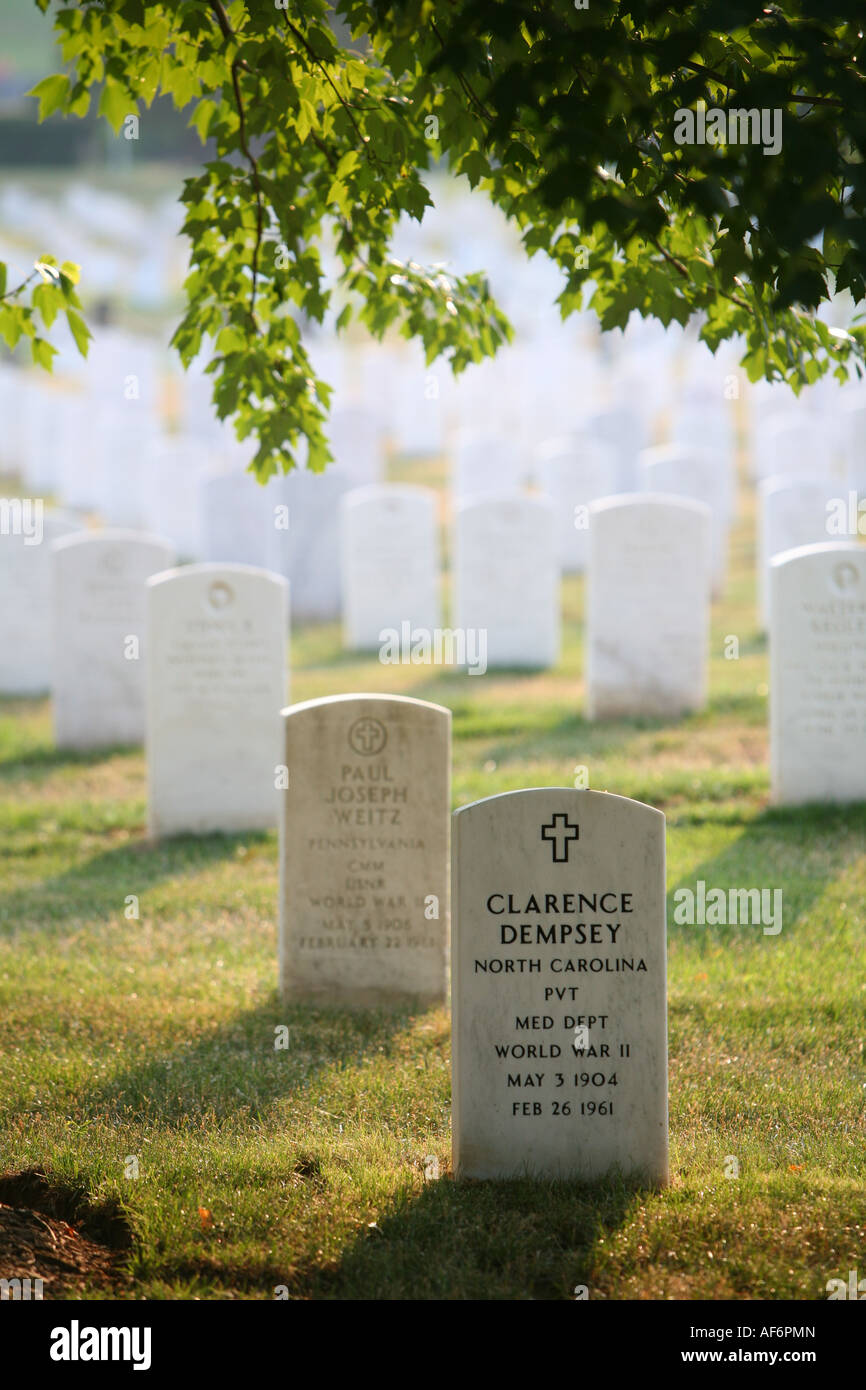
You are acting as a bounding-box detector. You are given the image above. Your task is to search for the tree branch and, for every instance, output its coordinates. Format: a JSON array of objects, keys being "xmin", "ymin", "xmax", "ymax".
[{"xmin": 208, "ymin": 1, "xmax": 264, "ymax": 323}]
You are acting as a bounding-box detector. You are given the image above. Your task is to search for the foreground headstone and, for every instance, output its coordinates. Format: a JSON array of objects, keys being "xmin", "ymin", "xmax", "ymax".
[
  {"xmin": 586, "ymin": 495, "xmax": 710, "ymax": 719},
  {"xmin": 340, "ymin": 485, "xmax": 440, "ymax": 650},
  {"xmin": 279, "ymin": 694, "xmax": 450, "ymax": 1006},
  {"xmin": 52, "ymin": 530, "xmax": 175, "ymax": 748},
  {"xmin": 146, "ymin": 564, "xmax": 288, "ymax": 836},
  {"xmin": 453, "ymin": 495, "xmax": 559, "ymax": 668},
  {"xmin": 769, "ymin": 541, "xmax": 866, "ymax": 804},
  {"xmin": 452, "ymin": 787, "xmax": 668, "ymax": 1182},
  {"xmin": 0, "ymin": 509, "xmax": 79, "ymax": 694}
]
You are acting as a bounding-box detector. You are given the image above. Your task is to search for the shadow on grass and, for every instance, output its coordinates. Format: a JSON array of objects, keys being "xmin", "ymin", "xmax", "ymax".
[
  {"xmin": 0, "ymin": 734, "xmax": 142, "ymax": 782},
  {"xmin": 79, "ymin": 998, "xmax": 424, "ymax": 1129},
  {"xmin": 666, "ymin": 801, "xmax": 866, "ymax": 948},
  {"xmin": 295, "ymin": 1171, "xmax": 643, "ymax": 1300},
  {"xmin": 0, "ymin": 829, "xmax": 272, "ymax": 933}
]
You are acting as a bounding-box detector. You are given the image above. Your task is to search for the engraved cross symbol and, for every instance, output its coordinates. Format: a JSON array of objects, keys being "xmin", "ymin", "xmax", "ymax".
[
  {"xmin": 353, "ymin": 719, "xmax": 381, "ymax": 753},
  {"xmin": 541, "ymin": 814, "xmax": 579, "ymax": 863}
]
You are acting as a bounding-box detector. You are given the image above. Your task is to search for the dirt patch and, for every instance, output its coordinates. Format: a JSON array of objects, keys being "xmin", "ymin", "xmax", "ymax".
[{"xmin": 0, "ymin": 1168, "xmax": 133, "ymax": 1299}]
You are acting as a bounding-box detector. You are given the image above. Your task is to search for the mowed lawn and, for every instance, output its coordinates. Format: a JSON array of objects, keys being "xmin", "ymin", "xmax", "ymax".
[{"xmin": 0, "ymin": 455, "xmax": 864, "ymax": 1301}]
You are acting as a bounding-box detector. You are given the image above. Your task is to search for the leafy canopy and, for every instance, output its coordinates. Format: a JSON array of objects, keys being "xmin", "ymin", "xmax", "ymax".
[{"xmin": 8, "ymin": 0, "xmax": 866, "ymax": 477}]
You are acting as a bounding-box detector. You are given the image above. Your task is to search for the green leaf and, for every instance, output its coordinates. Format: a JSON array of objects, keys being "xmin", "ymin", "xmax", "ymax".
[
  {"xmin": 31, "ymin": 337, "xmax": 57, "ymax": 371},
  {"xmin": 98, "ymin": 78, "xmax": 132, "ymax": 134},
  {"xmin": 28, "ymin": 73, "xmax": 69, "ymax": 121},
  {"xmin": 65, "ymin": 308, "xmax": 91, "ymax": 357}
]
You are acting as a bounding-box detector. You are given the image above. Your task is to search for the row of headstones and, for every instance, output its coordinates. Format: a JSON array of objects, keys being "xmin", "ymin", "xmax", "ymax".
[
  {"xmin": 4, "ymin": 527, "xmax": 862, "ymax": 815},
  {"xmin": 3, "ymin": 497, "xmax": 712, "ymax": 719},
  {"xmin": 348, "ymin": 487, "xmax": 717, "ymax": 687}
]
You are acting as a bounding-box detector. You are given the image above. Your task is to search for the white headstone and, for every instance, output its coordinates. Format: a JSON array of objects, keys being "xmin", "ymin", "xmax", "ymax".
[
  {"xmin": 52, "ymin": 529, "xmax": 175, "ymax": 748},
  {"xmin": 0, "ymin": 509, "xmax": 79, "ymax": 694},
  {"xmin": 638, "ymin": 443, "xmax": 730, "ymax": 596},
  {"xmin": 273, "ymin": 467, "xmax": 354, "ymax": 622},
  {"xmin": 753, "ymin": 411, "xmax": 832, "ymax": 484},
  {"xmin": 329, "ymin": 407, "xmax": 385, "ymax": 485},
  {"xmin": 841, "ymin": 399, "xmax": 866, "ymax": 501},
  {"xmin": 769, "ymin": 542, "xmax": 866, "ymax": 805},
  {"xmin": 146, "ymin": 564, "xmax": 288, "ymax": 837},
  {"xmin": 586, "ymin": 495, "xmax": 711, "ymax": 718},
  {"xmin": 580, "ymin": 406, "xmax": 644, "ymax": 494},
  {"xmin": 452, "ymin": 787, "xmax": 668, "ymax": 1182},
  {"xmin": 453, "ymin": 494, "xmax": 559, "ymax": 669},
  {"xmin": 758, "ymin": 475, "xmax": 836, "ymax": 629},
  {"xmin": 533, "ymin": 440, "xmax": 619, "ymax": 573},
  {"xmin": 340, "ymin": 485, "xmax": 440, "ymax": 650},
  {"xmin": 143, "ymin": 439, "xmax": 211, "ymax": 559},
  {"xmin": 279, "ymin": 694, "xmax": 450, "ymax": 1005},
  {"xmin": 452, "ymin": 432, "xmax": 527, "ymax": 499},
  {"xmin": 200, "ymin": 467, "xmax": 290, "ymax": 571}
]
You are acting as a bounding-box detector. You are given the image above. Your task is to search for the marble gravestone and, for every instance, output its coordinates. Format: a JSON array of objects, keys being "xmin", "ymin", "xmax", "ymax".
[
  {"xmin": 274, "ymin": 467, "xmax": 354, "ymax": 622},
  {"xmin": 452, "ymin": 787, "xmax": 668, "ymax": 1182},
  {"xmin": 340, "ymin": 484, "xmax": 440, "ymax": 650},
  {"xmin": 638, "ymin": 443, "xmax": 730, "ymax": 597},
  {"xmin": 52, "ymin": 530, "xmax": 175, "ymax": 748},
  {"xmin": 580, "ymin": 406, "xmax": 644, "ymax": 494},
  {"xmin": 533, "ymin": 439, "xmax": 618, "ymax": 573},
  {"xmin": 143, "ymin": 439, "xmax": 210, "ymax": 560},
  {"xmin": 200, "ymin": 467, "xmax": 292, "ymax": 577},
  {"xmin": 586, "ymin": 495, "xmax": 711, "ymax": 719},
  {"xmin": 769, "ymin": 541, "xmax": 866, "ymax": 805},
  {"xmin": 453, "ymin": 495, "xmax": 560, "ymax": 669},
  {"xmin": 757, "ymin": 475, "xmax": 837, "ymax": 630},
  {"xmin": 0, "ymin": 510, "xmax": 79, "ymax": 694},
  {"xmin": 452, "ymin": 432, "xmax": 526, "ymax": 499},
  {"xmin": 279, "ymin": 694, "xmax": 450, "ymax": 1006},
  {"xmin": 146, "ymin": 564, "xmax": 288, "ymax": 837},
  {"xmin": 755, "ymin": 412, "xmax": 830, "ymax": 484},
  {"xmin": 329, "ymin": 407, "xmax": 385, "ymax": 486}
]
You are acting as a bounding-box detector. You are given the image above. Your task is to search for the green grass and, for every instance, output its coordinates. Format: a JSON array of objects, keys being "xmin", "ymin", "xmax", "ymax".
[{"xmin": 0, "ymin": 454, "xmax": 864, "ymax": 1301}]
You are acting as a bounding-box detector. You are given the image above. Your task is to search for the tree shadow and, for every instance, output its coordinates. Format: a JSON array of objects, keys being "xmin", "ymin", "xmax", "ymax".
[
  {"xmin": 295, "ymin": 1170, "xmax": 644, "ymax": 1300},
  {"xmin": 0, "ymin": 737, "xmax": 142, "ymax": 783},
  {"xmin": 666, "ymin": 801, "xmax": 866, "ymax": 951},
  {"xmin": 78, "ymin": 997, "xmax": 422, "ymax": 1130},
  {"xmin": 0, "ymin": 830, "xmax": 273, "ymax": 934}
]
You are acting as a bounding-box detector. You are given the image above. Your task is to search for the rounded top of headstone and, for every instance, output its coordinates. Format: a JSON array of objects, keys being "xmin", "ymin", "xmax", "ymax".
[
  {"xmin": 769, "ymin": 539, "xmax": 865, "ymax": 573},
  {"xmin": 340, "ymin": 483, "xmax": 437, "ymax": 510},
  {"xmin": 455, "ymin": 491, "xmax": 553, "ymax": 516},
  {"xmin": 146, "ymin": 561, "xmax": 288, "ymax": 591},
  {"xmin": 50, "ymin": 527, "xmax": 175, "ymax": 555},
  {"xmin": 281, "ymin": 691, "xmax": 452, "ymax": 721},
  {"xmin": 452, "ymin": 786, "xmax": 666, "ymax": 826},
  {"xmin": 638, "ymin": 443, "xmax": 694, "ymax": 469},
  {"xmin": 589, "ymin": 492, "xmax": 712, "ymax": 520},
  {"xmin": 758, "ymin": 473, "xmax": 834, "ymax": 498}
]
